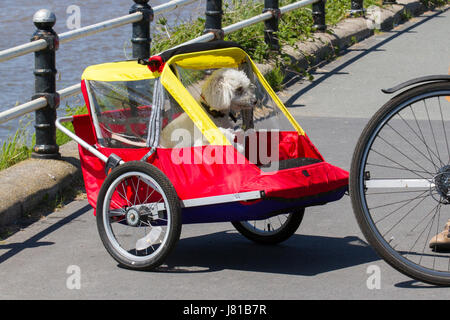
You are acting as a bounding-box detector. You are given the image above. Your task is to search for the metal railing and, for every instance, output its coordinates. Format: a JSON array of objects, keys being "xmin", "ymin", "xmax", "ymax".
[{"xmin": 0, "ymin": 0, "xmax": 376, "ymax": 159}]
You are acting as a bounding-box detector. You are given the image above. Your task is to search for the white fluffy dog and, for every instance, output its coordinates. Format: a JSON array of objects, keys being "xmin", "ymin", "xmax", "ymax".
[{"xmin": 160, "ymin": 68, "xmax": 257, "ymax": 150}]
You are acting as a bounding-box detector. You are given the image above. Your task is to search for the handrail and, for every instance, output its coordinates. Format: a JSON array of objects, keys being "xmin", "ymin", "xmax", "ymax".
[
  {"xmin": 0, "ymin": 0, "xmax": 332, "ymax": 149},
  {"xmin": 0, "ymin": 0, "xmax": 322, "ymax": 126},
  {"xmin": 0, "ymin": 84, "xmax": 82, "ymax": 125},
  {"xmin": 173, "ymin": 0, "xmax": 319, "ymax": 48},
  {"xmin": 0, "ymin": 0, "xmax": 198, "ymax": 63},
  {"xmin": 59, "ymin": 12, "xmax": 143, "ymax": 45},
  {"xmin": 55, "ymin": 116, "xmax": 109, "ymax": 163},
  {"xmin": 58, "ymin": 0, "xmax": 199, "ymax": 45},
  {"xmin": 0, "ymin": 40, "xmax": 47, "ymax": 63}
]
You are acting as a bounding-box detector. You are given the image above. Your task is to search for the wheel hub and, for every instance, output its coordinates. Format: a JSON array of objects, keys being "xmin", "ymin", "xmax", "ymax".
[
  {"xmin": 126, "ymin": 208, "xmax": 140, "ymax": 226},
  {"xmin": 434, "ymin": 165, "xmax": 450, "ymax": 202}
]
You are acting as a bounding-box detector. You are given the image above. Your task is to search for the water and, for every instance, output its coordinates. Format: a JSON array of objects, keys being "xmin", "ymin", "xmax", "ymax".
[{"xmin": 0, "ymin": 0, "xmax": 206, "ymax": 142}]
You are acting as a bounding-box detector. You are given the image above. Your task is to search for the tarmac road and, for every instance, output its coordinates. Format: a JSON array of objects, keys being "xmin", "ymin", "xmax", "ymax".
[{"xmin": 0, "ymin": 6, "xmax": 449, "ymax": 300}]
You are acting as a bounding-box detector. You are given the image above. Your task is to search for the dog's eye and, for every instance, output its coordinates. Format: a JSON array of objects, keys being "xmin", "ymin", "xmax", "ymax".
[{"xmin": 235, "ymin": 86, "xmax": 244, "ymax": 94}]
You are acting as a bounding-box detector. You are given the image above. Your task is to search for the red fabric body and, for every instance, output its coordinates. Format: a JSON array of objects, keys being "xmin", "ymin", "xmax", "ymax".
[{"xmin": 72, "ymin": 114, "xmax": 349, "ymax": 213}]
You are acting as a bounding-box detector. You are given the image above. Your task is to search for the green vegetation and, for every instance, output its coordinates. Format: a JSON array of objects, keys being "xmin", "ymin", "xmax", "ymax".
[
  {"xmin": 0, "ymin": 104, "xmax": 87, "ymax": 170},
  {"xmin": 420, "ymin": 0, "xmax": 449, "ymax": 7},
  {"xmin": 264, "ymin": 65, "xmax": 285, "ymax": 92},
  {"xmin": 400, "ymin": 8, "xmax": 413, "ymax": 20},
  {"xmin": 0, "ymin": 120, "xmax": 33, "ymax": 171},
  {"xmin": 153, "ymin": 0, "xmax": 383, "ymax": 91},
  {"xmin": 55, "ymin": 104, "xmax": 88, "ymax": 146}
]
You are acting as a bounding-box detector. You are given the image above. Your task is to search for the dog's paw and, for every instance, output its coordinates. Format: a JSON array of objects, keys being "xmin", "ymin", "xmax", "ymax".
[{"xmin": 253, "ymin": 105, "xmax": 274, "ymax": 121}]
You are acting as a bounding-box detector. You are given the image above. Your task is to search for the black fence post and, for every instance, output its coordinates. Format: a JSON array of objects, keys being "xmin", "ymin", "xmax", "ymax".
[
  {"xmin": 130, "ymin": 0, "xmax": 153, "ymax": 59},
  {"xmin": 204, "ymin": 0, "xmax": 224, "ymax": 40},
  {"xmin": 312, "ymin": 0, "xmax": 327, "ymax": 31},
  {"xmin": 263, "ymin": 0, "xmax": 281, "ymax": 50},
  {"xmin": 350, "ymin": 0, "xmax": 365, "ymax": 16},
  {"xmin": 31, "ymin": 9, "xmax": 60, "ymax": 159}
]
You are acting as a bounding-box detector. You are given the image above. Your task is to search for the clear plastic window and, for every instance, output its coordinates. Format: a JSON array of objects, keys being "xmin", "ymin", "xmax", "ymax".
[
  {"xmin": 174, "ymin": 59, "xmax": 296, "ymax": 133},
  {"xmin": 87, "ymin": 79, "xmax": 155, "ymax": 148},
  {"xmin": 158, "ymin": 88, "xmax": 208, "ymax": 148}
]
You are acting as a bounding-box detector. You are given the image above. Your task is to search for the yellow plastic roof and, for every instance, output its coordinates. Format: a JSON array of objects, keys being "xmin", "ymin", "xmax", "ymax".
[
  {"xmin": 166, "ymin": 47, "xmax": 247, "ymax": 70},
  {"xmin": 81, "ymin": 47, "xmax": 305, "ymax": 143},
  {"xmin": 81, "ymin": 61, "xmax": 160, "ymax": 82},
  {"xmin": 81, "ymin": 48, "xmax": 247, "ymax": 82}
]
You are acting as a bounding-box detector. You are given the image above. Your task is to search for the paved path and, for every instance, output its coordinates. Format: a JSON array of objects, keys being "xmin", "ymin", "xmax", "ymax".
[{"xmin": 0, "ymin": 7, "xmax": 449, "ymax": 300}]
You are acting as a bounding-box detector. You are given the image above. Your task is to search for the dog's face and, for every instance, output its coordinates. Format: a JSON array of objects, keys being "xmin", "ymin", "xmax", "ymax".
[{"xmin": 201, "ymin": 68, "xmax": 258, "ymax": 113}]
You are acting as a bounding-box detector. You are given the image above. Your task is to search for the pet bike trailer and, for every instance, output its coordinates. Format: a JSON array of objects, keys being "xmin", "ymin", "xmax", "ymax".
[{"xmin": 56, "ymin": 40, "xmax": 349, "ymax": 270}]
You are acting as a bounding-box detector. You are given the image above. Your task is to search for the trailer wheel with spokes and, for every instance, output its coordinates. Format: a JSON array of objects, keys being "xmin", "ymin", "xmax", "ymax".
[
  {"xmin": 96, "ymin": 161, "xmax": 182, "ymax": 270},
  {"xmin": 232, "ymin": 209, "xmax": 304, "ymax": 244}
]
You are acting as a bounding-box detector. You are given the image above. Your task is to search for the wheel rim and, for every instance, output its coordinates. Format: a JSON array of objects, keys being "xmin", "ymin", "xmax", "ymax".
[
  {"xmin": 102, "ymin": 171, "xmax": 172, "ymax": 263},
  {"xmin": 357, "ymin": 89, "xmax": 450, "ymax": 277},
  {"xmin": 240, "ymin": 214, "xmax": 293, "ymax": 236}
]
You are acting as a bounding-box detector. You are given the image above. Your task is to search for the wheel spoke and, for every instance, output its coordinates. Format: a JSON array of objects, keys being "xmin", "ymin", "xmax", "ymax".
[{"xmin": 438, "ymin": 96, "xmax": 450, "ymax": 165}]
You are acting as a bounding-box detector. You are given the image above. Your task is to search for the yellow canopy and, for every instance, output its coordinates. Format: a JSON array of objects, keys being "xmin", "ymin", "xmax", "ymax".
[
  {"xmin": 162, "ymin": 47, "xmax": 305, "ymax": 137},
  {"xmin": 166, "ymin": 47, "xmax": 247, "ymax": 70},
  {"xmin": 81, "ymin": 47, "xmax": 304, "ymax": 146},
  {"xmin": 81, "ymin": 61, "xmax": 160, "ymax": 82}
]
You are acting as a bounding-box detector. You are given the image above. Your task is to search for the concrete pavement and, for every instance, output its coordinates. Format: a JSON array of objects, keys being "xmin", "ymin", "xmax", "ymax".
[{"xmin": 0, "ymin": 4, "xmax": 449, "ymax": 300}]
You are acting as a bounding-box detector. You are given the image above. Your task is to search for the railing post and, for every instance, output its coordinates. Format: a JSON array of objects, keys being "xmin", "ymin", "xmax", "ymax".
[
  {"xmin": 130, "ymin": 0, "xmax": 153, "ymax": 59},
  {"xmin": 263, "ymin": 0, "xmax": 281, "ymax": 50},
  {"xmin": 31, "ymin": 9, "xmax": 60, "ymax": 159},
  {"xmin": 350, "ymin": 0, "xmax": 365, "ymax": 16},
  {"xmin": 204, "ymin": 0, "xmax": 224, "ymax": 40},
  {"xmin": 312, "ymin": 0, "xmax": 327, "ymax": 31}
]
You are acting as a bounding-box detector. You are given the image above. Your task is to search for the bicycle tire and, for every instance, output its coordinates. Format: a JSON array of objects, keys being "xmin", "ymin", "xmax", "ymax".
[{"xmin": 350, "ymin": 81, "xmax": 450, "ymax": 286}]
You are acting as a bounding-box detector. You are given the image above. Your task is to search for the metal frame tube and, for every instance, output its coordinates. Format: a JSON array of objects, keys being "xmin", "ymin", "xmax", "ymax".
[
  {"xmin": 55, "ymin": 116, "xmax": 109, "ymax": 163},
  {"xmin": 181, "ymin": 190, "xmax": 263, "ymax": 208}
]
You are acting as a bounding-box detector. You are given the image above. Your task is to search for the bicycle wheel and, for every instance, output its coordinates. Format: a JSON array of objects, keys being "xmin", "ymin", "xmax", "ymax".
[
  {"xmin": 96, "ymin": 161, "xmax": 182, "ymax": 270},
  {"xmin": 232, "ymin": 209, "xmax": 304, "ymax": 244},
  {"xmin": 350, "ymin": 81, "xmax": 450, "ymax": 285}
]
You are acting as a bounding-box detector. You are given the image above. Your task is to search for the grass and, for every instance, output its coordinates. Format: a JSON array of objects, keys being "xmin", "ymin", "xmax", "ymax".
[
  {"xmin": 0, "ymin": 104, "xmax": 87, "ymax": 171},
  {"xmin": 0, "ymin": 118, "xmax": 33, "ymax": 171},
  {"xmin": 264, "ymin": 65, "xmax": 285, "ymax": 92}
]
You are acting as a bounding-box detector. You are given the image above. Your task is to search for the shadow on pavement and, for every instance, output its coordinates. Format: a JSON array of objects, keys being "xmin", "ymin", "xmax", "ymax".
[
  {"xmin": 284, "ymin": 8, "xmax": 449, "ymax": 107},
  {"xmin": 0, "ymin": 204, "xmax": 91, "ymax": 264},
  {"xmin": 156, "ymin": 230, "xmax": 380, "ymax": 276},
  {"xmin": 394, "ymin": 279, "xmax": 444, "ymax": 289}
]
